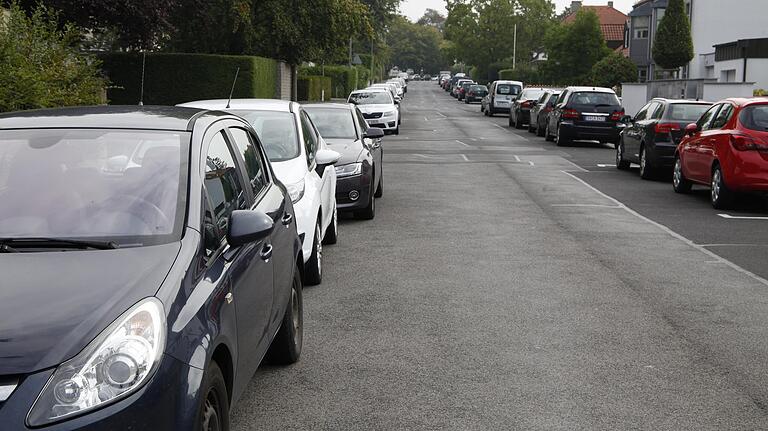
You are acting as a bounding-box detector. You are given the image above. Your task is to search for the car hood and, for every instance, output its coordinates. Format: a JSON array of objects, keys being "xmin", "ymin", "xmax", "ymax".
[
  {"xmin": 324, "ymin": 138, "xmax": 364, "ymax": 166},
  {"xmin": 271, "ymin": 156, "xmax": 308, "ymax": 186},
  {"xmin": 356, "ymin": 104, "xmax": 396, "ymax": 114},
  {"xmin": 0, "ymin": 243, "xmax": 181, "ymax": 375}
]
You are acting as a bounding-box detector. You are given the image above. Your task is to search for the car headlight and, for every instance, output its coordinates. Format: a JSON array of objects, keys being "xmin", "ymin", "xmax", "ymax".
[
  {"xmin": 27, "ymin": 298, "xmax": 165, "ymax": 426},
  {"xmin": 286, "ymin": 180, "xmax": 305, "ymax": 203},
  {"xmin": 335, "ymin": 162, "xmax": 362, "ymax": 178},
  {"xmin": 384, "ymin": 111, "xmax": 397, "ymax": 117}
]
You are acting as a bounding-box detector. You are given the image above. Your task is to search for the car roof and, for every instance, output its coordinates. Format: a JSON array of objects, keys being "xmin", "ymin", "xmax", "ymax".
[
  {"xmin": 0, "ymin": 105, "xmax": 221, "ymax": 131},
  {"xmin": 650, "ymin": 98, "xmax": 712, "ymax": 105},
  {"xmin": 302, "ymin": 103, "xmax": 355, "ymax": 110},
  {"xmin": 565, "ymin": 86, "xmax": 616, "ymax": 93},
  {"xmin": 495, "ymin": 80, "xmax": 524, "ymax": 86},
  {"xmin": 357, "ymin": 88, "xmax": 390, "ymax": 93},
  {"xmin": 178, "ymin": 99, "xmax": 296, "ymax": 113},
  {"xmin": 722, "ymin": 97, "xmax": 768, "ymax": 107}
]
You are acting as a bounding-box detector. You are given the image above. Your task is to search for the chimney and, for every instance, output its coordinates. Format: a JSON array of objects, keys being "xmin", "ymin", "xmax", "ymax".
[
  {"xmin": 571, "ymin": 1, "xmax": 582, "ymax": 12},
  {"xmin": 608, "ymin": 1, "xmax": 614, "ymax": 7}
]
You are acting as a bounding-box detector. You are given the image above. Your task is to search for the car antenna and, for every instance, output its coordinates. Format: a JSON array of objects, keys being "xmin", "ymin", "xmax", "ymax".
[
  {"xmin": 138, "ymin": 51, "xmax": 147, "ymax": 106},
  {"xmin": 226, "ymin": 67, "xmax": 240, "ymax": 109}
]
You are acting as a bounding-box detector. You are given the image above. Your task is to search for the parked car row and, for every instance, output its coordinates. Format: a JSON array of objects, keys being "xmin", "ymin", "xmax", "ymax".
[{"xmin": 0, "ymin": 88, "xmax": 395, "ymax": 429}]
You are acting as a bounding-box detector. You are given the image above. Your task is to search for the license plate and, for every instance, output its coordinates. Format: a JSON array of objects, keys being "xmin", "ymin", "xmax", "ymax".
[{"xmin": 585, "ymin": 116, "xmax": 606, "ymax": 122}]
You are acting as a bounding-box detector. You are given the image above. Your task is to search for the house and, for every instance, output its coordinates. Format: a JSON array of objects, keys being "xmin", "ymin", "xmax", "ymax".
[{"xmin": 563, "ymin": 1, "xmax": 628, "ymax": 51}]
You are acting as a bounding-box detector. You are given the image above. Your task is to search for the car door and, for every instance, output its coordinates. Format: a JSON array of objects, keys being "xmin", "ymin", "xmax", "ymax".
[
  {"xmin": 299, "ymin": 110, "xmax": 332, "ymax": 230},
  {"xmin": 549, "ymin": 90, "xmax": 569, "ymax": 135},
  {"xmin": 203, "ymin": 128, "xmax": 273, "ymax": 382},
  {"xmin": 625, "ymin": 102, "xmax": 654, "ymax": 161},
  {"xmin": 684, "ymin": 104, "xmax": 722, "ymax": 182},
  {"xmin": 699, "ymin": 103, "xmax": 735, "ymax": 183}
]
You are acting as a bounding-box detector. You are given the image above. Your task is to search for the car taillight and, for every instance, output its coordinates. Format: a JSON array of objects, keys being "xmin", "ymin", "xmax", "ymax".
[
  {"xmin": 730, "ymin": 134, "xmax": 768, "ymax": 151},
  {"xmin": 521, "ymin": 101, "xmax": 532, "ymax": 109},
  {"xmin": 562, "ymin": 109, "xmax": 580, "ymax": 120},
  {"xmin": 610, "ymin": 110, "xmax": 625, "ymax": 121},
  {"xmin": 655, "ymin": 123, "xmax": 681, "ymax": 134}
]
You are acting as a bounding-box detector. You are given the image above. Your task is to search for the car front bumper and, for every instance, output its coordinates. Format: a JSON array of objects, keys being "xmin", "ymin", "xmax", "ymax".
[
  {"xmin": 336, "ymin": 173, "xmax": 373, "ymax": 211},
  {"xmin": 366, "ymin": 115, "xmax": 398, "ymax": 132}
]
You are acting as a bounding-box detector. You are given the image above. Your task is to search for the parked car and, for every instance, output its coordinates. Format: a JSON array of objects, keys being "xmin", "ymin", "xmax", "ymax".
[
  {"xmin": 370, "ymin": 83, "xmax": 398, "ymax": 100},
  {"xmin": 465, "ymin": 84, "xmax": 489, "ymax": 104},
  {"xmin": 180, "ymin": 99, "xmax": 340, "ymax": 285},
  {"xmin": 452, "ymin": 79, "xmax": 473, "ymax": 98},
  {"xmin": 482, "ymin": 80, "xmax": 524, "ymax": 116},
  {"xmin": 457, "ymin": 81, "xmax": 476, "ymax": 101},
  {"xmin": 387, "ymin": 79, "xmax": 405, "ymax": 98},
  {"xmin": 349, "ymin": 88, "xmax": 401, "ymax": 135},
  {"xmin": 0, "ymin": 106, "xmax": 304, "ymax": 431},
  {"xmin": 545, "ymin": 86, "xmax": 624, "ymax": 146},
  {"xmin": 616, "ymin": 98, "xmax": 712, "ymax": 179},
  {"xmin": 304, "ymin": 103, "xmax": 384, "ymax": 219},
  {"xmin": 509, "ymin": 87, "xmax": 548, "ymax": 129},
  {"xmin": 446, "ymin": 75, "xmax": 469, "ymax": 93},
  {"xmin": 529, "ymin": 90, "xmax": 561, "ymax": 136},
  {"xmin": 673, "ymin": 98, "xmax": 768, "ymax": 208}
]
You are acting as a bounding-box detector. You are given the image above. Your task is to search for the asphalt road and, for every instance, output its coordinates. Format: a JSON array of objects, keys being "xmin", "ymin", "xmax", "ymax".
[{"xmin": 231, "ymin": 82, "xmax": 768, "ymax": 430}]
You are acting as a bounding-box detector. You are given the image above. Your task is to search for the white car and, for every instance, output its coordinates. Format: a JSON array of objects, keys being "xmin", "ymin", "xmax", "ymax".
[
  {"xmin": 387, "ymin": 80, "xmax": 405, "ymax": 98},
  {"xmin": 483, "ymin": 80, "xmax": 524, "ymax": 116},
  {"xmin": 179, "ymin": 99, "xmax": 340, "ymax": 285},
  {"xmin": 349, "ymin": 89, "xmax": 400, "ymax": 135},
  {"xmin": 370, "ymin": 83, "xmax": 399, "ymax": 101}
]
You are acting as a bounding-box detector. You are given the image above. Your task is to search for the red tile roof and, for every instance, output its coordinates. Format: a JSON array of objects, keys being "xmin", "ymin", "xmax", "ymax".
[
  {"xmin": 601, "ymin": 23, "xmax": 626, "ymax": 41},
  {"xmin": 563, "ymin": 5, "xmax": 629, "ymax": 26}
]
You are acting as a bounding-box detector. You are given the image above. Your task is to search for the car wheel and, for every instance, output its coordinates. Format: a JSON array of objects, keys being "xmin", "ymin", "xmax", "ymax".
[
  {"xmin": 711, "ymin": 164, "xmax": 734, "ymax": 209},
  {"xmin": 515, "ymin": 112, "xmax": 525, "ymax": 129},
  {"xmin": 508, "ymin": 113, "xmax": 514, "ymax": 127},
  {"xmin": 639, "ymin": 144, "xmax": 655, "ymax": 180},
  {"xmin": 616, "ymin": 139, "xmax": 630, "ymax": 170},
  {"xmin": 545, "ymin": 124, "xmax": 554, "ymax": 142},
  {"xmin": 393, "ymin": 126, "xmax": 399, "ymax": 135},
  {"xmin": 304, "ymin": 222, "xmax": 322, "ymax": 285},
  {"xmin": 374, "ymin": 169, "xmax": 383, "ymax": 198},
  {"xmin": 528, "ymin": 120, "xmax": 536, "ymax": 133},
  {"xmin": 322, "ymin": 205, "xmax": 338, "ymax": 245},
  {"xmin": 536, "ymin": 121, "xmax": 546, "ymax": 137},
  {"xmin": 488, "ymin": 108, "xmax": 494, "ymax": 117},
  {"xmin": 555, "ymin": 125, "xmax": 570, "ymax": 147},
  {"xmin": 481, "ymin": 105, "xmax": 485, "ymax": 113},
  {"xmin": 265, "ymin": 266, "xmax": 303, "ymax": 364},
  {"xmin": 198, "ymin": 361, "xmax": 230, "ymax": 431},
  {"xmin": 355, "ymin": 185, "xmax": 376, "ymax": 220},
  {"xmin": 672, "ymin": 156, "xmax": 693, "ymax": 194}
]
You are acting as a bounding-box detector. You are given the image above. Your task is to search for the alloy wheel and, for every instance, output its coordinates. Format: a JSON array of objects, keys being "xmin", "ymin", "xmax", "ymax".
[
  {"xmin": 640, "ymin": 147, "xmax": 647, "ymax": 176},
  {"xmin": 712, "ymin": 169, "xmax": 722, "ymax": 203},
  {"xmin": 202, "ymin": 390, "xmax": 221, "ymax": 431},
  {"xmin": 315, "ymin": 224, "xmax": 322, "ymax": 277},
  {"xmin": 291, "ymin": 279, "xmax": 302, "ymax": 346}
]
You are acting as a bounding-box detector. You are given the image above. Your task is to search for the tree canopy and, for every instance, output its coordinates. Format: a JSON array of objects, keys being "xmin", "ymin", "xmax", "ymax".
[
  {"xmin": 541, "ymin": 9, "xmax": 610, "ymax": 84},
  {"xmin": 387, "ymin": 14, "xmax": 448, "ymax": 74},
  {"xmin": 591, "ymin": 51, "xmax": 637, "ymax": 89},
  {"xmin": 652, "ymin": 0, "xmax": 694, "ymax": 71}
]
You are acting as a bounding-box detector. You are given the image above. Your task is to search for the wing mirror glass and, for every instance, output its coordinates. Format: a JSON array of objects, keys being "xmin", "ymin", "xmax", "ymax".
[
  {"xmin": 364, "ymin": 128, "xmax": 385, "ymax": 140},
  {"xmin": 227, "ymin": 210, "xmax": 274, "ymax": 248}
]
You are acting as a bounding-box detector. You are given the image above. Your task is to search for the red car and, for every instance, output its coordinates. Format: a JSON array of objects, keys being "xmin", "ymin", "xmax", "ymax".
[{"xmin": 673, "ymin": 98, "xmax": 768, "ymax": 208}]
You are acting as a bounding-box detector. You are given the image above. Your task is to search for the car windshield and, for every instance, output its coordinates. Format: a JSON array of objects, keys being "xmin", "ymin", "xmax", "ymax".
[
  {"xmin": 470, "ymin": 85, "xmax": 487, "ymax": 92},
  {"xmin": 230, "ymin": 110, "xmax": 300, "ymax": 162},
  {"xmin": 0, "ymin": 129, "xmax": 187, "ymax": 245},
  {"xmin": 570, "ymin": 92, "xmax": 620, "ymax": 106},
  {"xmin": 739, "ymin": 105, "xmax": 768, "ymax": 131},
  {"xmin": 304, "ymin": 107, "xmax": 357, "ymax": 139},
  {"xmin": 522, "ymin": 89, "xmax": 546, "ymax": 100},
  {"xmin": 497, "ymin": 84, "xmax": 521, "ymax": 95},
  {"xmin": 349, "ymin": 92, "xmax": 392, "ymax": 105},
  {"xmin": 668, "ymin": 104, "xmax": 712, "ymax": 122}
]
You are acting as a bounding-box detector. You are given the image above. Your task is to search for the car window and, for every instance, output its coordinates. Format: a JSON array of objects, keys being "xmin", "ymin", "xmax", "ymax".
[
  {"xmin": 522, "ymin": 89, "xmax": 545, "ymax": 101},
  {"xmin": 496, "ymin": 84, "xmax": 521, "ymax": 96},
  {"xmin": 537, "ymin": 93, "xmax": 549, "ymax": 103},
  {"xmin": 349, "ymin": 91, "xmax": 393, "ymax": 105},
  {"xmin": 698, "ymin": 104, "xmax": 721, "ymax": 130},
  {"xmin": 230, "ymin": 110, "xmax": 300, "ymax": 162},
  {"xmin": 202, "ymin": 192, "xmax": 221, "ymax": 258},
  {"xmin": 739, "ymin": 105, "xmax": 768, "ymax": 131},
  {"xmin": 305, "ymin": 107, "xmax": 358, "ymax": 140},
  {"xmin": 651, "ymin": 102, "xmax": 666, "ymax": 120},
  {"xmin": 228, "ymin": 127, "xmax": 268, "ymax": 197},
  {"xmin": 300, "ymin": 111, "xmax": 318, "ymax": 167},
  {"xmin": 204, "ymin": 131, "xmax": 247, "ymax": 238},
  {"xmin": 709, "ymin": 104, "xmax": 734, "ymax": 130},
  {"xmin": 556, "ymin": 91, "xmax": 568, "ymax": 105},
  {"xmin": 354, "ymin": 108, "xmax": 368, "ymax": 135},
  {"xmin": 568, "ymin": 92, "xmax": 620, "ymax": 107},
  {"xmin": 667, "ymin": 104, "xmax": 711, "ymax": 122}
]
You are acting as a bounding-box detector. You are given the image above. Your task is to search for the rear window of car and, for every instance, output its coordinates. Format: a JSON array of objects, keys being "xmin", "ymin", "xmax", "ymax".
[
  {"xmin": 521, "ymin": 89, "xmax": 545, "ymax": 101},
  {"xmin": 667, "ymin": 104, "xmax": 712, "ymax": 122},
  {"xmin": 568, "ymin": 92, "xmax": 620, "ymax": 107},
  {"xmin": 470, "ymin": 85, "xmax": 487, "ymax": 92},
  {"xmin": 497, "ymin": 84, "xmax": 521, "ymax": 96},
  {"xmin": 739, "ymin": 105, "xmax": 768, "ymax": 131}
]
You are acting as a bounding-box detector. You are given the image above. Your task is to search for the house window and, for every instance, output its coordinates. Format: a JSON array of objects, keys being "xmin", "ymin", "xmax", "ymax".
[
  {"xmin": 633, "ymin": 16, "xmax": 649, "ymax": 39},
  {"xmin": 638, "ymin": 68, "xmax": 648, "ymax": 83}
]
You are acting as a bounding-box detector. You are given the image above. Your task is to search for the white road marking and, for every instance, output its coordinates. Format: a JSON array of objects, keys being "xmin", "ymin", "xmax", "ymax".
[
  {"xmin": 718, "ymin": 214, "xmax": 768, "ymax": 221},
  {"xmin": 491, "ymin": 123, "xmax": 507, "ymax": 131},
  {"xmin": 561, "ymin": 170, "xmax": 768, "ymax": 288},
  {"xmin": 455, "ymin": 140, "xmax": 470, "ymax": 147},
  {"xmin": 514, "ymin": 155, "xmax": 522, "ymax": 162},
  {"xmin": 424, "ymin": 117, "xmax": 429, "ymax": 122},
  {"xmin": 597, "ymin": 164, "xmax": 616, "ymax": 168},
  {"xmin": 461, "ymin": 154, "xmax": 470, "ymax": 162},
  {"xmin": 528, "ymin": 161, "xmax": 535, "ymax": 167},
  {"xmin": 551, "ymin": 204, "xmax": 623, "ymax": 208},
  {"xmin": 699, "ymin": 243, "xmax": 768, "ymax": 247},
  {"xmin": 436, "ymin": 111, "xmax": 447, "ymax": 118},
  {"xmin": 562, "ymin": 159, "xmax": 589, "ymax": 173}
]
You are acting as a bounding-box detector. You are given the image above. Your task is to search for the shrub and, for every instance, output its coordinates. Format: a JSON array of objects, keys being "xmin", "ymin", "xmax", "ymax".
[
  {"xmin": 300, "ymin": 65, "xmax": 364, "ymax": 99},
  {"xmin": 0, "ymin": 2, "xmax": 107, "ymax": 113},
  {"xmin": 100, "ymin": 52, "xmax": 278, "ymax": 105},
  {"xmin": 297, "ymin": 76, "xmax": 332, "ymax": 101},
  {"xmin": 590, "ymin": 52, "xmax": 637, "ymax": 89}
]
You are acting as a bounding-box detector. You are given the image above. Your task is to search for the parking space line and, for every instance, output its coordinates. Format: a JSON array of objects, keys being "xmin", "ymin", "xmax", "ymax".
[
  {"xmin": 562, "ymin": 159, "xmax": 589, "ymax": 173},
  {"xmin": 461, "ymin": 154, "xmax": 469, "ymax": 162},
  {"xmin": 718, "ymin": 214, "xmax": 768, "ymax": 221},
  {"xmin": 597, "ymin": 164, "xmax": 616, "ymax": 168},
  {"xmin": 699, "ymin": 243, "xmax": 768, "ymax": 247},
  {"xmin": 514, "ymin": 155, "xmax": 521, "ymax": 162},
  {"xmin": 561, "ymin": 170, "xmax": 768, "ymax": 288},
  {"xmin": 455, "ymin": 140, "xmax": 470, "ymax": 147},
  {"xmin": 528, "ymin": 161, "xmax": 535, "ymax": 167},
  {"xmin": 551, "ymin": 204, "xmax": 623, "ymax": 208}
]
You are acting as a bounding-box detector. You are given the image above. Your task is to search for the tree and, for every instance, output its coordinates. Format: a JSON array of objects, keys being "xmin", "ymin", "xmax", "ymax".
[
  {"xmin": 387, "ymin": 15, "xmax": 447, "ymax": 74},
  {"xmin": 417, "ymin": 8, "xmax": 446, "ymax": 30},
  {"xmin": 541, "ymin": 9, "xmax": 610, "ymax": 84},
  {"xmin": 652, "ymin": 0, "xmax": 694, "ymax": 71},
  {"xmin": 591, "ymin": 52, "xmax": 637, "ymax": 88},
  {"xmin": 0, "ymin": 3, "xmax": 106, "ymax": 112}
]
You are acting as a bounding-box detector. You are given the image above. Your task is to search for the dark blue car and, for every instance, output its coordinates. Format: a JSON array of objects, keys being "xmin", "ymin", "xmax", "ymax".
[{"xmin": 0, "ymin": 106, "xmax": 304, "ymax": 430}]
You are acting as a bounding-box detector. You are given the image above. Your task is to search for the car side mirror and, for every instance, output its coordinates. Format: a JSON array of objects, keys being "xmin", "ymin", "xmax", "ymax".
[
  {"xmin": 227, "ymin": 210, "xmax": 274, "ymax": 248},
  {"xmin": 316, "ymin": 148, "xmax": 341, "ymax": 166},
  {"xmin": 394, "ymin": 96, "xmax": 401, "ymax": 103},
  {"xmin": 364, "ymin": 128, "xmax": 385, "ymax": 139},
  {"xmin": 685, "ymin": 123, "xmax": 700, "ymax": 136}
]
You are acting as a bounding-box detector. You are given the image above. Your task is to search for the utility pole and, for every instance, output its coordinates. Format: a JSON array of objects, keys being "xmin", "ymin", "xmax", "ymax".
[
  {"xmin": 349, "ymin": 38, "xmax": 353, "ymax": 67},
  {"xmin": 513, "ymin": 23, "xmax": 518, "ymax": 70}
]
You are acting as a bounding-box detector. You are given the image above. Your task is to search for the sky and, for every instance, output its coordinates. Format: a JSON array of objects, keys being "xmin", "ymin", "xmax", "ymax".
[{"xmin": 400, "ymin": 0, "xmax": 636, "ymax": 22}]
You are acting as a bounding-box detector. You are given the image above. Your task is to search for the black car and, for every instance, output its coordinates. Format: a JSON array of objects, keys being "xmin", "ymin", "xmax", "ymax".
[
  {"xmin": 509, "ymin": 87, "xmax": 547, "ymax": 129},
  {"xmin": 457, "ymin": 81, "xmax": 475, "ymax": 101},
  {"xmin": 304, "ymin": 103, "xmax": 385, "ymax": 219},
  {"xmin": 528, "ymin": 90, "xmax": 561, "ymax": 136},
  {"xmin": 465, "ymin": 85, "xmax": 488, "ymax": 104},
  {"xmin": 545, "ymin": 86, "xmax": 625, "ymax": 146},
  {"xmin": 616, "ymin": 98, "xmax": 712, "ymax": 179},
  {"xmin": 0, "ymin": 106, "xmax": 304, "ymax": 431}
]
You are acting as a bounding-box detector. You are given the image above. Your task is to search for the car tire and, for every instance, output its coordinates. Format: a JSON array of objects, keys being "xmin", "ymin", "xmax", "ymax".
[
  {"xmin": 265, "ymin": 266, "xmax": 303, "ymax": 365},
  {"xmin": 508, "ymin": 113, "xmax": 514, "ymax": 127},
  {"xmin": 374, "ymin": 170, "xmax": 383, "ymax": 198},
  {"xmin": 304, "ymin": 222, "xmax": 322, "ymax": 286},
  {"xmin": 639, "ymin": 144, "xmax": 655, "ymax": 180},
  {"xmin": 545, "ymin": 124, "xmax": 554, "ymax": 142},
  {"xmin": 711, "ymin": 164, "xmax": 734, "ymax": 209},
  {"xmin": 393, "ymin": 126, "xmax": 400, "ymax": 135},
  {"xmin": 515, "ymin": 112, "xmax": 525, "ymax": 129},
  {"xmin": 528, "ymin": 120, "xmax": 536, "ymax": 133},
  {"xmin": 198, "ymin": 361, "xmax": 230, "ymax": 431},
  {"xmin": 322, "ymin": 205, "xmax": 338, "ymax": 245},
  {"xmin": 555, "ymin": 125, "xmax": 570, "ymax": 147},
  {"xmin": 536, "ymin": 121, "xmax": 546, "ymax": 137},
  {"xmin": 616, "ymin": 139, "xmax": 631, "ymax": 170},
  {"xmin": 673, "ymin": 155, "xmax": 693, "ymax": 194},
  {"xmin": 481, "ymin": 105, "xmax": 485, "ymax": 113},
  {"xmin": 488, "ymin": 109, "xmax": 494, "ymax": 117},
  {"xmin": 355, "ymin": 185, "xmax": 376, "ymax": 220}
]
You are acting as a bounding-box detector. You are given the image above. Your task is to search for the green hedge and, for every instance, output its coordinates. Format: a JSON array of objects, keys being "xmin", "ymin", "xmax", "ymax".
[
  {"xmin": 100, "ymin": 52, "xmax": 278, "ymax": 105},
  {"xmin": 297, "ymin": 76, "xmax": 332, "ymax": 101},
  {"xmin": 299, "ymin": 65, "xmax": 365, "ymax": 99}
]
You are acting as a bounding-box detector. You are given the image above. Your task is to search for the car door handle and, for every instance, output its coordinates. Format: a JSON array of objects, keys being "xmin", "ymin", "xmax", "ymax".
[
  {"xmin": 281, "ymin": 213, "xmax": 293, "ymax": 226},
  {"xmin": 260, "ymin": 244, "xmax": 273, "ymax": 261}
]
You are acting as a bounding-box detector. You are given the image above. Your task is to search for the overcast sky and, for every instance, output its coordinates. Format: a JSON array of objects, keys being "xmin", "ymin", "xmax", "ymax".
[{"xmin": 400, "ymin": 0, "xmax": 636, "ymax": 22}]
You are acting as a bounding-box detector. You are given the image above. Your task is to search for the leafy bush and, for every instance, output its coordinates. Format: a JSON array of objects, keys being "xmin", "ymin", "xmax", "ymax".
[
  {"xmin": 590, "ymin": 52, "xmax": 637, "ymax": 89},
  {"xmin": 0, "ymin": 2, "xmax": 107, "ymax": 113},
  {"xmin": 297, "ymin": 76, "xmax": 332, "ymax": 101},
  {"xmin": 100, "ymin": 52, "xmax": 277, "ymax": 105},
  {"xmin": 300, "ymin": 65, "xmax": 365, "ymax": 99}
]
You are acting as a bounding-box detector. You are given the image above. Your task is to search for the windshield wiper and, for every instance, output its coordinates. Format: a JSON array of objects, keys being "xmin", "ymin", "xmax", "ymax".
[{"xmin": 0, "ymin": 238, "xmax": 120, "ymax": 250}]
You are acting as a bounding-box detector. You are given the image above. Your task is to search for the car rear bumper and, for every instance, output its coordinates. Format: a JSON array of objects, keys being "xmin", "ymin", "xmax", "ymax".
[
  {"xmin": 648, "ymin": 141, "xmax": 678, "ymax": 167},
  {"xmin": 336, "ymin": 174, "xmax": 373, "ymax": 211},
  {"xmin": 560, "ymin": 122, "xmax": 620, "ymax": 142},
  {"xmin": 724, "ymin": 152, "xmax": 768, "ymax": 191}
]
